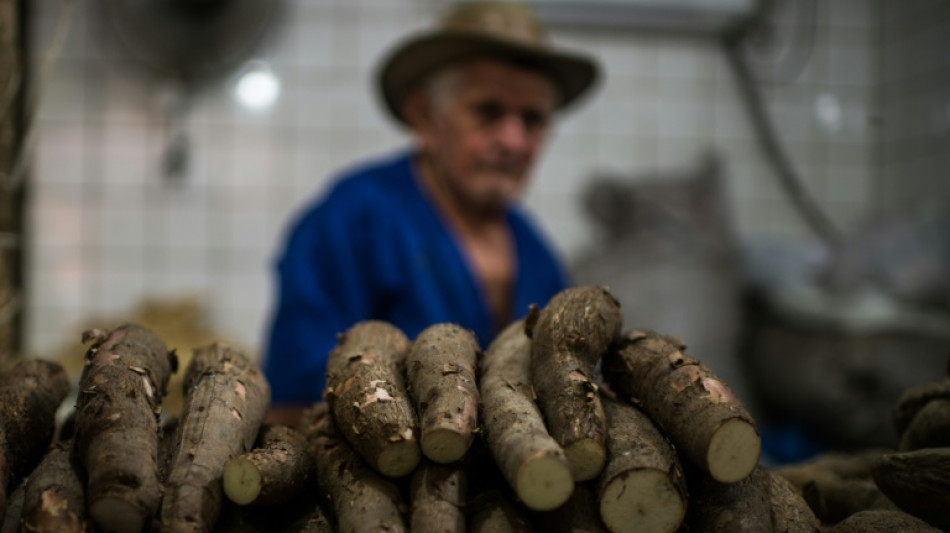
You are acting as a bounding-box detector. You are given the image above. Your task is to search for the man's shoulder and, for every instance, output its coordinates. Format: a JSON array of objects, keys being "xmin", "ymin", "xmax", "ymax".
[
  {"xmin": 326, "ymin": 150, "xmax": 415, "ymax": 203},
  {"xmin": 288, "ymin": 150, "xmax": 415, "ymax": 235}
]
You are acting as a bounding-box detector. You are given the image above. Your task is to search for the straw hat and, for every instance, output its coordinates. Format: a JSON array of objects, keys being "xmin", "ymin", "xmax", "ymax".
[{"xmin": 377, "ymin": 1, "xmax": 600, "ymax": 125}]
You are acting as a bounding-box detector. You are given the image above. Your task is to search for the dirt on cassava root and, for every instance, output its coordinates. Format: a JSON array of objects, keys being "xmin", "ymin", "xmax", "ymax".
[
  {"xmin": 304, "ymin": 404, "xmax": 407, "ymax": 533},
  {"xmin": 528, "ymin": 286, "xmax": 622, "ymax": 482},
  {"xmin": 223, "ymin": 424, "xmax": 315, "ymax": 507},
  {"xmin": 0, "ymin": 358, "xmax": 69, "ymax": 523},
  {"xmin": 324, "ymin": 321, "xmax": 420, "ymax": 478},
  {"xmin": 406, "ymin": 323, "xmax": 480, "ymax": 464},
  {"xmin": 598, "ymin": 395, "xmax": 687, "ymax": 533},
  {"xmin": 604, "ymin": 329, "xmax": 761, "ymax": 484},
  {"xmin": 74, "ymin": 324, "xmax": 175, "ymax": 533},
  {"xmin": 161, "ymin": 343, "xmax": 270, "ymax": 531},
  {"xmin": 479, "ymin": 320, "xmax": 574, "ymax": 511},
  {"xmin": 20, "ymin": 439, "xmax": 87, "ymax": 533}
]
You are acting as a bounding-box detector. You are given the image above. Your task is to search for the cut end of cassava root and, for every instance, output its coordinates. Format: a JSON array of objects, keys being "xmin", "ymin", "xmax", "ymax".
[
  {"xmin": 564, "ymin": 439, "xmax": 607, "ymax": 482},
  {"xmin": 516, "ymin": 453, "xmax": 574, "ymax": 511},
  {"xmin": 222, "ymin": 457, "xmax": 262, "ymax": 505},
  {"xmin": 600, "ymin": 469, "xmax": 686, "ymax": 533},
  {"xmin": 377, "ymin": 439, "xmax": 422, "ymax": 478},
  {"xmin": 422, "ymin": 428, "xmax": 471, "ymax": 464},
  {"xmin": 707, "ymin": 418, "xmax": 761, "ymax": 483}
]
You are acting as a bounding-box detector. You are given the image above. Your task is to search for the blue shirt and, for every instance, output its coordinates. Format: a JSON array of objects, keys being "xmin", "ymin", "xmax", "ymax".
[{"xmin": 264, "ymin": 150, "xmax": 569, "ymax": 404}]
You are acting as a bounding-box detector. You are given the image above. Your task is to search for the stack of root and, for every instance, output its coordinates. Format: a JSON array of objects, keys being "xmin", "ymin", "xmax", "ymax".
[{"xmin": 2, "ymin": 286, "xmax": 947, "ymax": 532}]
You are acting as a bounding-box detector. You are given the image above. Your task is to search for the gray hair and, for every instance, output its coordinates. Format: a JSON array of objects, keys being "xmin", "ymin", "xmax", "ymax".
[
  {"xmin": 422, "ymin": 58, "xmax": 562, "ymax": 113},
  {"xmin": 423, "ymin": 63, "xmax": 467, "ymax": 113}
]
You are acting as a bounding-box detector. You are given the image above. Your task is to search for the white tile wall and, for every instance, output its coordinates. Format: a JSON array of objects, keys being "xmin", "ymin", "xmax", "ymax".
[
  {"xmin": 877, "ymin": 1, "xmax": 950, "ymax": 211},
  {"xmin": 26, "ymin": 0, "xmax": 882, "ymax": 357}
]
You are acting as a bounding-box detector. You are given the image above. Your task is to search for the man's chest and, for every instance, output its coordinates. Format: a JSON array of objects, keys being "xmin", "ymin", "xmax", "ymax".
[{"xmin": 458, "ymin": 228, "xmax": 516, "ymax": 324}]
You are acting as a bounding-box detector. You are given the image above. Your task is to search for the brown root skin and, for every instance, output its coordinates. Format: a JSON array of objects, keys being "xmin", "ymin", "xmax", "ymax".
[
  {"xmin": 74, "ymin": 323, "xmax": 174, "ymax": 533},
  {"xmin": 800, "ymin": 476, "xmax": 896, "ymax": 525},
  {"xmin": 821, "ymin": 510, "xmax": 942, "ymax": 533},
  {"xmin": 0, "ymin": 479, "xmax": 25, "ymax": 533},
  {"xmin": 304, "ymin": 403, "xmax": 407, "ymax": 533},
  {"xmin": 775, "ymin": 450, "xmax": 895, "ymax": 524},
  {"xmin": 893, "ymin": 379, "xmax": 950, "ymax": 437},
  {"xmin": 325, "ymin": 321, "xmax": 420, "ymax": 478},
  {"xmin": 410, "ymin": 461, "xmax": 466, "ymax": 533},
  {"xmin": 689, "ymin": 467, "xmax": 817, "ymax": 533},
  {"xmin": 284, "ymin": 501, "xmax": 334, "ymax": 533},
  {"xmin": 899, "ymin": 398, "xmax": 950, "ymax": 450},
  {"xmin": 686, "ymin": 465, "xmax": 773, "ymax": 533},
  {"xmin": 872, "ymin": 447, "xmax": 950, "ymax": 530},
  {"xmin": 529, "ymin": 286, "xmax": 622, "ymax": 370},
  {"xmin": 21, "ymin": 440, "xmax": 87, "ymax": 533},
  {"xmin": 0, "ymin": 358, "xmax": 70, "ymax": 520},
  {"xmin": 223, "ymin": 425, "xmax": 315, "ymax": 507},
  {"xmin": 156, "ymin": 415, "xmax": 180, "ymax": 484},
  {"xmin": 775, "ymin": 449, "xmax": 885, "ymax": 485},
  {"xmin": 406, "ymin": 324, "xmax": 480, "ymax": 464},
  {"xmin": 160, "ymin": 343, "xmax": 270, "ymax": 532},
  {"xmin": 479, "ymin": 321, "xmax": 573, "ymax": 511},
  {"xmin": 604, "ymin": 330, "xmax": 760, "ymax": 483},
  {"xmin": 766, "ymin": 468, "xmax": 820, "ymax": 533},
  {"xmin": 599, "ymin": 396, "xmax": 687, "ymax": 533},
  {"xmin": 530, "ymin": 286, "xmax": 621, "ymax": 481}
]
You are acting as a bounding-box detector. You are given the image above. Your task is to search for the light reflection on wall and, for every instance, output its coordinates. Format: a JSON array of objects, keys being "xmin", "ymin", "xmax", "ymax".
[{"xmin": 234, "ymin": 63, "xmax": 281, "ymax": 111}]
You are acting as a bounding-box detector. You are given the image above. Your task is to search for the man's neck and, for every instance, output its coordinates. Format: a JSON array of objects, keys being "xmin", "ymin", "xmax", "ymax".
[
  {"xmin": 414, "ymin": 153, "xmax": 515, "ymax": 328},
  {"xmin": 414, "ymin": 154, "xmax": 506, "ymax": 237}
]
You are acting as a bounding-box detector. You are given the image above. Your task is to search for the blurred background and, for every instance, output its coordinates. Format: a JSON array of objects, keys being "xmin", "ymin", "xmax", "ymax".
[{"xmin": 2, "ymin": 0, "xmax": 948, "ymax": 459}]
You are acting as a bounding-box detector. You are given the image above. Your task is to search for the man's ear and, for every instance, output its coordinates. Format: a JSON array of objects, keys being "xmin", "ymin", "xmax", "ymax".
[{"xmin": 401, "ymin": 89, "xmax": 435, "ymax": 147}]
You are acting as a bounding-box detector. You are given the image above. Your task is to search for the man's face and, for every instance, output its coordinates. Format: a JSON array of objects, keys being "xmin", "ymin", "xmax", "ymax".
[{"xmin": 412, "ymin": 59, "xmax": 558, "ymax": 216}]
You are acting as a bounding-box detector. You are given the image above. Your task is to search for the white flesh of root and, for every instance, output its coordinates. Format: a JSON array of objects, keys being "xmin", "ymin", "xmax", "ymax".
[
  {"xmin": 422, "ymin": 428, "xmax": 468, "ymax": 464},
  {"xmin": 222, "ymin": 457, "xmax": 261, "ymax": 505},
  {"xmin": 564, "ymin": 439, "xmax": 607, "ymax": 482},
  {"xmin": 707, "ymin": 418, "xmax": 761, "ymax": 483},
  {"xmin": 600, "ymin": 469, "xmax": 686, "ymax": 533},
  {"xmin": 377, "ymin": 440, "xmax": 422, "ymax": 478},
  {"xmin": 516, "ymin": 453, "xmax": 575, "ymax": 511}
]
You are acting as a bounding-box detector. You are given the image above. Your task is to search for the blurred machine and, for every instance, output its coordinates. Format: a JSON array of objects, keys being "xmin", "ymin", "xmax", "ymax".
[
  {"xmin": 91, "ymin": 0, "xmax": 284, "ymax": 180},
  {"xmin": 96, "ymin": 0, "xmax": 281, "ymax": 84},
  {"xmin": 530, "ymin": 0, "xmax": 761, "ymax": 35},
  {"xmin": 746, "ymin": 205, "xmax": 950, "ymax": 450}
]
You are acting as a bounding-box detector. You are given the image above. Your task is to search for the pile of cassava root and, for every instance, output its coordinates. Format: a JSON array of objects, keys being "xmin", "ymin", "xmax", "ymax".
[{"xmin": 0, "ymin": 286, "xmax": 948, "ymax": 532}]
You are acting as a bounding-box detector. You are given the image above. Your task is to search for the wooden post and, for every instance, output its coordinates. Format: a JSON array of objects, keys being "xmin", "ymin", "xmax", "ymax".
[{"xmin": 0, "ymin": 0, "xmax": 26, "ymax": 361}]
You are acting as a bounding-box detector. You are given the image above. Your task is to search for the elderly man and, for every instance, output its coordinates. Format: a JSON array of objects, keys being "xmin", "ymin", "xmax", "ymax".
[{"xmin": 264, "ymin": 1, "xmax": 600, "ymax": 421}]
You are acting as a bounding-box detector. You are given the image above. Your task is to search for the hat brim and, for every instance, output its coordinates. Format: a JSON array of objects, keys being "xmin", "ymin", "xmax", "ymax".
[{"xmin": 378, "ymin": 31, "xmax": 600, "ymax": 125}]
